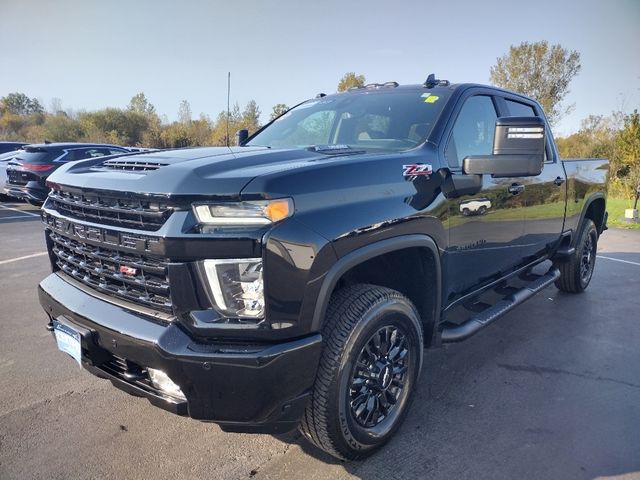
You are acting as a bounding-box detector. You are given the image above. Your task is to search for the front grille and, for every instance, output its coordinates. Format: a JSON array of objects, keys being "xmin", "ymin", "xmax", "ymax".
[
  {"xmin": 101, "ymin": 159, "xmax": 169, "ymax": 171},
  {"xmin": 48, "ymin": 189, "xmax": 172, "ymax": 231},
  {"xmin": 49, "ymin": 230, "xmax": 172, "ymax": 312}
]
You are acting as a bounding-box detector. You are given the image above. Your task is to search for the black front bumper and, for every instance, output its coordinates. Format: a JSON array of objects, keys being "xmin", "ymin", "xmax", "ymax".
[
  {"xmin": 5, "ymin": 182, "xmax": 48, "ymax": 202},
  {"xmin": 39, "ymin": 273, "xmax": 322, "ymax": 433}
]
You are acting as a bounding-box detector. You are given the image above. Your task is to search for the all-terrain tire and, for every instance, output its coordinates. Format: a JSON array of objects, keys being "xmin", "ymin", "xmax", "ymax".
[
  {"xmin": 299, "ymin": 284, "xmax": 423, "ymax": 460},
  {"xmin": 555, "ymin": 218, "xmax": 598, "ymax": 293}
]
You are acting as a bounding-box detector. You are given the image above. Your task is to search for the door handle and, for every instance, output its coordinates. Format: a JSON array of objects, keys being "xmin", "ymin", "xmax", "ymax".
[
  {"xmin": 554, "ymin": 176, "xmax": 565, "ymax": 186},
  {"xmin": 508, "ymin": 183, "xmax": 525, "ymax": 195}
]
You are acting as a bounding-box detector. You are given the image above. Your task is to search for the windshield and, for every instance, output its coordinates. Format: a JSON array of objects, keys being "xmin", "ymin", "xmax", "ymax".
[{"xmin": 247, "ymin": 90, "xmax": 449, "ymax": 152}]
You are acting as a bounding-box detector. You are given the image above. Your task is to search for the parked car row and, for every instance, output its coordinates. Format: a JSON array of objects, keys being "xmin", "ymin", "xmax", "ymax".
[{"xmin": 0, "ymin": 141, "xmax": 156, "ymax": 205}]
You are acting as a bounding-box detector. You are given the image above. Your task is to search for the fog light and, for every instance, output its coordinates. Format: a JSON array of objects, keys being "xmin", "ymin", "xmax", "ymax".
[
  {"xmin": 203, "ymin": 259, "xmax": 264, "ymax": 319},
  {"xmin": 147, "ymin": 368, "xmax": 186, "ymax": 401}
]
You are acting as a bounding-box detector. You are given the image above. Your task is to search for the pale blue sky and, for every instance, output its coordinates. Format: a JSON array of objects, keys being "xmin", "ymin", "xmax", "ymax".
[{"xmin": 1, "ymin": 0, "xmax": 638, "ymax": 135}]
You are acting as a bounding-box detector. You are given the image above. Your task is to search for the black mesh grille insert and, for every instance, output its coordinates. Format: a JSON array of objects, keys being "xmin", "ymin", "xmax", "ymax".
[
  {"xmin": 48, "ymin": 189, "xmax": 172, "ymax": 232},
  {"xmin": 49, "ymin": 231, "xmax": 172, "ymax": 312}
]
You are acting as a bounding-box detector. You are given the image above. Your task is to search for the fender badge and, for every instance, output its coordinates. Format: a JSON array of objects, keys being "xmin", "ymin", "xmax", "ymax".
[
  {"xmin": 403, "ymin": 164, "xmax": 432, "ymax": 178},
  {"xmin": 119, "ymin": 265, "xmax": 138, "ymax": 276}
]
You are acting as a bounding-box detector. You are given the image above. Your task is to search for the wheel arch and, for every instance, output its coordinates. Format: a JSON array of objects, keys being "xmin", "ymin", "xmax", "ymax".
[
  {"xmin": 574, "ymin": 194, "xmax": 606, "ymax": 245},
  {"xmin": 311, "ymin": 235, "xmax": 442, "ymax": 347}
]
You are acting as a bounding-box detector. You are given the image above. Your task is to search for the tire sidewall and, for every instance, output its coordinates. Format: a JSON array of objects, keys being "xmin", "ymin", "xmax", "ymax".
[
  {"xmin": 330, "ymin": 298, "xmax": 423, "ymax": 455},
  {"xmin": 577, "ymin": 221, "xmax": 598, "ymax": 290}
]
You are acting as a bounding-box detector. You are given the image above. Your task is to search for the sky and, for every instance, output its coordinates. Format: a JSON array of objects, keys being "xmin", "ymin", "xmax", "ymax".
[{"xmin": 1, "ymin": 0, "xmax": 638, "ymax": 136}]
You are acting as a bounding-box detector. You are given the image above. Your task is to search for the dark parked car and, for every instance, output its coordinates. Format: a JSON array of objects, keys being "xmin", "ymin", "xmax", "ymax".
[
  {"xmin": 0, "ymin": 141, "xmax": 28, "ymax": 155},
  {"xmin": 5, "ymin": 143, "xmax": 129, "ymax": 205},
  {"xmin": 38, "ymin": 77, "xmax": 608, "ymax": 460}
]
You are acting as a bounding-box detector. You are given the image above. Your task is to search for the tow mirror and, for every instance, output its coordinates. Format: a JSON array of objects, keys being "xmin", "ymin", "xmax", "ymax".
[{"xmin": 463, "ymin": 116, "xmax": 545, "ymax": 177}]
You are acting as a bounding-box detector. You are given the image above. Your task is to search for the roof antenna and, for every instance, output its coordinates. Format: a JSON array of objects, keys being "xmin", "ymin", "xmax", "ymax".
[
  {"xmin": 226, "ymin": 72, "xmax": 231, "ymax": 147},
  {"xmin": 424, "ymin": 73, "xmax": 449, "ymax": 88},
  {"xmin": 424, "ymin": 74, "xmax": 437, "ymax": 88}
]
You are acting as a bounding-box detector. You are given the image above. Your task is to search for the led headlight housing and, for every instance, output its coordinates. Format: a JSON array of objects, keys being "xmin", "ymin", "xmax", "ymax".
[
  {"xmin": 193, "ymin": 198, "xmax": 293, "ymax": 227},
  {"xmin": 203, "ymin": 259, "xmax": 264, "ymax": 319}
]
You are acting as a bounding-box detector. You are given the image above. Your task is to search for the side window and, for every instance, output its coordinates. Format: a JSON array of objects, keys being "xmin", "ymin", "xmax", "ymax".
[
  {"xmin": 63, "ymin": 149, "xmax": 82, "ymax": 161},
  {"xmin": 445, "ymin": 96, "xmax": 497, "ymax": 168},
  {"xmin": 84, "ymin": 148, "xmax": 107, "ymax": 158},
  {"xmin": 108, "ymin": 148, "xmax": 126, "ymax": 155},
  {"xmin": 505, "ymin": 99, "xmax": 536, "ymax": 117}
]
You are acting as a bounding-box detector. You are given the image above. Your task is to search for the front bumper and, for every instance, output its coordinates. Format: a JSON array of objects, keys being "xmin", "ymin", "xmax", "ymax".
[
  {"xmin": 5, "ymin": 182, "xmax": 48, "ymax": 202},
  {"xmin": 39, "ymin": 272, "xmax": 322, "ymax": 433}
]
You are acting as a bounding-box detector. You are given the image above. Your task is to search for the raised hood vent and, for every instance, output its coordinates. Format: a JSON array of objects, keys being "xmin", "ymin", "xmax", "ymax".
[{"xmin": 101, "ymin": 159, "xmax": 169, "ymax": 172}]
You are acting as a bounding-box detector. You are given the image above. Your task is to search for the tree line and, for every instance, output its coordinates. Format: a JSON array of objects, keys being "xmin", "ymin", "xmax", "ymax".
[{"xmin": 0, "ymin": 92, "xmax": 289, "ymax": 149}]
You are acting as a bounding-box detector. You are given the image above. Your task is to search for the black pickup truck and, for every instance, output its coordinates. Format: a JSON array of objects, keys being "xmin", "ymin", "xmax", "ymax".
[{"xmin": 38, "ymin": 76, "xmax": 608, "ymax": 460}]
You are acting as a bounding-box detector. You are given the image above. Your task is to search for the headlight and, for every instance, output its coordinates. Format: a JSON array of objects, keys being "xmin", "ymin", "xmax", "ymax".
[
  {"xmin": 193, "ymin": 199, "xmax": 293, "ymax": 226},
  {"xmin": 203, "ymin": 259, "xmax": 264, "ymax": 318}
]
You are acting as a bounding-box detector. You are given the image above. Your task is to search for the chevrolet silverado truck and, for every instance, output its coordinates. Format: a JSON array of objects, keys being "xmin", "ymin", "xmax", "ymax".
[{"xmin": 38, "ymin": 76, "xmax": 608, "ymax": 460}]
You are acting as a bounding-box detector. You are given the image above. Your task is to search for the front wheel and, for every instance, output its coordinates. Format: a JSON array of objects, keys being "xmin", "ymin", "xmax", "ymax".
[
  {"xmin": 299, "ymin": 284, "xmax": 423, "ymax": 460},
  {"xmin": 555, "ymin": 218, "xmax": 598, "ymax": 293}
]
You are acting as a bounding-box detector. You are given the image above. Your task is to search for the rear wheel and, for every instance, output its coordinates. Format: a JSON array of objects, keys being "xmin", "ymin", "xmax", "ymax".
[
  {"xmin": 555, "ymin": 218, "xmax": 598, "ymax": 293},
  {"xmin": 299, "ymin": 284, "xmax": 423, "ymax": 460}
]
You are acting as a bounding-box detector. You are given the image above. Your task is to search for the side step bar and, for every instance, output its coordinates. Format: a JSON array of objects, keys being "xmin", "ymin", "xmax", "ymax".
[{"xmin": 440, "ymin": 266, "xmax": 560, "ymax": 343}]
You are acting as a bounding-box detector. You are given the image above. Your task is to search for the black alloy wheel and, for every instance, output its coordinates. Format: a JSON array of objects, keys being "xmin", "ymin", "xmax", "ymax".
[
  {"xmin": 348, "ymin": 325, "xmax": 410, "ymax": 428},
  {"xmin": 299, "ymin": 284, "xmax": 423, "ymax": 460}
]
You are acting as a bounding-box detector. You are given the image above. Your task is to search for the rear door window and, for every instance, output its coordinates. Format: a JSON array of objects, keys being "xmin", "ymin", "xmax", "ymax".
[{"xmin": 505, "ymin": 99, "xmax": 536, "ymax": 117}]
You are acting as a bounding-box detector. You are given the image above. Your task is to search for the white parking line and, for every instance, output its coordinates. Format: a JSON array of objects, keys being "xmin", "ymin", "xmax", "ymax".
[
  {"xmin": 0, "ymin": 215, "xmax": 38, "ymax": 220},
  {"xmin": 597, "ymin": 255, "xmax": 640, "ymax": 267},
  {"xmin": 0, "ymin": 252, "xmax": 48, "ymax": 266},
  {"xmin": 0, "ymin": 205, "xmax": 40, "ymax": 217}
]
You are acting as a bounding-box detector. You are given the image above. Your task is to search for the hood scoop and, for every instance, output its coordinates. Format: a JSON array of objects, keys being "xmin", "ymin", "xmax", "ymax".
[{"xmin": 99, "ymin": 159, "xmax": 170, "ymax": 172}]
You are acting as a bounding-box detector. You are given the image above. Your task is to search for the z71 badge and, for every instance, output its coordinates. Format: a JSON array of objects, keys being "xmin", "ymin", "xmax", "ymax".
[{"xmin": 403, "ymin": 164, "xmax": 433, "ymax": 178}]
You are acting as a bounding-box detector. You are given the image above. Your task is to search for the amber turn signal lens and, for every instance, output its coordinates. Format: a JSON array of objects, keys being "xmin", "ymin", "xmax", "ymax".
[{"xmin": 264, "ymin": 199, "xmax": 292, "ymax": 222}]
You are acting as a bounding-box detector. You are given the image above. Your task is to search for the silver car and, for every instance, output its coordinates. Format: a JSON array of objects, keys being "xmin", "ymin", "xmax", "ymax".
[{"xmin": 0, "ymin": 150, "xmax": 22, "ymax": 198}]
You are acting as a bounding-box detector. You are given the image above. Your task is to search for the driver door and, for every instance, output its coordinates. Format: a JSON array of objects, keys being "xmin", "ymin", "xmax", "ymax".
[{"xmin": 443, "ymin": 94, "xmax": 527, "ymax": 298}]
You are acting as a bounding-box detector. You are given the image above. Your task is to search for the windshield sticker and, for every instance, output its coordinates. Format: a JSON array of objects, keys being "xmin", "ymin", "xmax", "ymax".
[{"xmin": 421, "ymin": 93, "xmax": 440, "ymax": 103}]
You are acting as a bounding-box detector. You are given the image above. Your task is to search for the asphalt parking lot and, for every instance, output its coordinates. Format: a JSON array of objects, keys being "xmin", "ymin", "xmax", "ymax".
[{"xmin": 0, "ymin": 200, "xmax": 639, "ymax": 480}]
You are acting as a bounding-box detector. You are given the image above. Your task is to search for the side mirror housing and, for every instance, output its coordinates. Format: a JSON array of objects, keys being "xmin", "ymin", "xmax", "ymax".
[
  {"xmin": 463, "ymin": 116, "xmax": 545, "ymax": 177},
  {"xmin": 236, "ymin": 129, "xmax": 249, "ymax": 146}
]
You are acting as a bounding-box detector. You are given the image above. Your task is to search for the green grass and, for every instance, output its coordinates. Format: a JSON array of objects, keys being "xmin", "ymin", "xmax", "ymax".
[{"xmin": 607, "ymin": 197, "xmax": 640, "ymax": 229}]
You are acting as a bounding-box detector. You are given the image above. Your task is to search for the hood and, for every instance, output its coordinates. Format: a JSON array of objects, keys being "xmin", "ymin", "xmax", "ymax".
[{"xmin": 47, "ymin": 146, "xmax": 327, "ymax": 199}]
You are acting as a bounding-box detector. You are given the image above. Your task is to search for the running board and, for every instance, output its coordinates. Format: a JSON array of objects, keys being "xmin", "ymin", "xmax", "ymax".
[{"xmin": 440, "ymin": 266, "xmax": 560, "ymax": 343}]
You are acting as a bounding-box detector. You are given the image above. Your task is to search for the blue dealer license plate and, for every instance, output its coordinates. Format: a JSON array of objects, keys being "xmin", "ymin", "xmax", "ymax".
[{"xmin": 53, "ymin": 320, "xmax": 82, "ymax": 366}]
